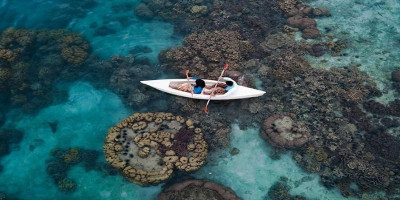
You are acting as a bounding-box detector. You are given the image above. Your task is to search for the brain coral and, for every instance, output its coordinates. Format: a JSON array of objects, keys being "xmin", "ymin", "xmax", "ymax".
[
  {"xmin": 103, "ymin": 112, "xmax": 208, "ymax": 186},
  {"xmin": 261, "ymin": 113, "xmax": 311, "ymax": 148}
]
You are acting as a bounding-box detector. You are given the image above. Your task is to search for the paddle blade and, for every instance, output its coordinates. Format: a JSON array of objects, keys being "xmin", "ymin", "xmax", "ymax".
[
  {"xmin": 185, "ymin": 70, "xmax": 189, "ymax": 76},
  {"xmin": 224, "ymin": 64, "xmax": 229, "ymax": 70},
  {"xmin": 203, "ymin": 105, "xmax": 208, "ymax": 113}
]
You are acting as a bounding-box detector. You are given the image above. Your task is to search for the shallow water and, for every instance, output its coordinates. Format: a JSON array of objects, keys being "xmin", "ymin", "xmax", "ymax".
[
  {"xmin": 307, "ymin": 0, "xmax": 400, "ymax": 92},
  {"xmin": 194, "ymin": 125, "xmax": 356, "ymax": 200},
  {"xmin": 0, "ymin": 0, "xmax": 182, "ymax": 60},
  {"xmin": 0, "ymin": 83, "xmax": 352, "ymax": 199},
  {"xmin": 1, "ymin": 0, "xmax": 399, "ymax": 199}
]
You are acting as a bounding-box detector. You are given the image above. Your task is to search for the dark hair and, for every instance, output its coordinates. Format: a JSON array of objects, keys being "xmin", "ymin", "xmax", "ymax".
[
  {"xmin": 195, "ymin": 79, "xmax": 206, "ymax": 87},
  {"xmin": 226, "ymin": 81, "xmax": 233, "ymax": 86}
]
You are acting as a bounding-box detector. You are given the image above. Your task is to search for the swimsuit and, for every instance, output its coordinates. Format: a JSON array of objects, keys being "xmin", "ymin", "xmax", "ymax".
[
  {"xmin": 193, "ymin": 86, "xmax": 203, "ymax": 94},
  {"xmin": 225, "ymin": 85, "xmax": 233, "ymax": 92}
]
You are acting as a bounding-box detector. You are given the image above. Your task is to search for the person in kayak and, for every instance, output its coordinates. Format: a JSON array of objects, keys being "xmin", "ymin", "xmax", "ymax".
[
  {"xmin": 169, "ymin": 77, "xmax": 205, "ymax": 93},
  {"xmin": 193, "ymin": 79, "xmax": 205, "ymax": 94},
  {"xmin": 224, "ymin": 81, "xmax": 234, "ymax": 92},
  {"xmin": 170, "ymin": 75, "xmax": 233, "ymax": 95},
  {"xmin": 203, "ymin": 80, "xmax": 233, "ymax": 96}
]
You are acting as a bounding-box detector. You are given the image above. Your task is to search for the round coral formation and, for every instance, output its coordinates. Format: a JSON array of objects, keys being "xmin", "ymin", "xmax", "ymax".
[
  {"xmin": 261, "ymin": 113, "xmax": 310, "ymax": 148},
  {"xmin": 103, "ymin": 112, "xmax": 208, "ymax": 185},
  {"xmin": 157, "ymin": 179, "xmax": 242, "ymax": 200}
]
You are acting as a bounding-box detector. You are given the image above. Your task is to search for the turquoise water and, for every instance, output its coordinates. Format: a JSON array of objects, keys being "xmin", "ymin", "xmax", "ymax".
[
  {"xmin": 0, "ymin": 0, "xmax": 182, "ymax": 60},
  {"xmin": 193, "ymin": 125, "xmax": 356, "ymax": 200},
  {"xmin": 307, "ymin": 0, "xmax": 400, "ymax": 93},
  {"xmin": 1, "ymin": 0, "xmax": 399, "ymax": 199},
  {"xmin": 0, "ymin": 83, "xmax": 351, "ymax": 199},
  {"xmin": 0, "ymin": 82, "xmax": 162, "ymax": 199}
]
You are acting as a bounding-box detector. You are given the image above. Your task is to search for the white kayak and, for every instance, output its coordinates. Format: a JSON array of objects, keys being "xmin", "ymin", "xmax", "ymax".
[{"xmin": 140, "ymin": 77, "xmax": 265, "ymax": 100}]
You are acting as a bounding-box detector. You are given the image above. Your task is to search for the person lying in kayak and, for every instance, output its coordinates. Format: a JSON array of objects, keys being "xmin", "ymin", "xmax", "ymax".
[
  {"xmin": 169, "ymin": 79, "xmax": 233, "ymax": 96},
  {"xmin": 169, "ymin": 78, "xmax": 203, "ymax": 93},
  {"xmin": 203, "ymin": 80, "xmax": 234, "ymax": 96}
]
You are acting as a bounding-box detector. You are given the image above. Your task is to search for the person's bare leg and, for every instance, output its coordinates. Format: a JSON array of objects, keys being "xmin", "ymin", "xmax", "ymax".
[
  {"xmin": 170, "ymin": 83, "xmax": 192, "ymax": 93},
  {"xmin": 203, "ymin": 87, "xmax": 226, "ymax": 96},
  {"xmin": 178, "ymin": 83, "xmax": 193, "ymax": 92}
]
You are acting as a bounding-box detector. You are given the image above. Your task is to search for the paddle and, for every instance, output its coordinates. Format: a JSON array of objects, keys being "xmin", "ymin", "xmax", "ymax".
[
  {"xmin": 186, "ymin": 69, "xmax": 193, "ymax": 97},
  {"xmin": 203, "ymin": 64, "xmax": 229, "ymax": 113}
]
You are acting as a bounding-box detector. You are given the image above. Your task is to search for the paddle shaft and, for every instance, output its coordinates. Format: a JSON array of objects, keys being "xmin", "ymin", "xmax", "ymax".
[{"xmin": 204, "ymin": 68, "xmax": 227, "ymax": 112}]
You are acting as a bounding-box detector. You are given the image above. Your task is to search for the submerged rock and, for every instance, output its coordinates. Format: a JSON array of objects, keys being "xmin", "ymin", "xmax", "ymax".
[
  {"xmin": 157, "ymin": 179, "xmax": 242, "ymax": 200},
  {"xmin": 103, "ymin": 112, "xmax": 208, "ymax": 186},
  {"xmin": 261, "ymin": 113, "xmax": 310, "ymax": 149},
  {"xmin": 230, "ymin": 147, "xmax": 240, "ymax": 155}
]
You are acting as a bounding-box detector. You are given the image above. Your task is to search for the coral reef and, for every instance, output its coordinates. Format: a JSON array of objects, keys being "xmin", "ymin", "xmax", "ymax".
[
  {"xmin": 260, "ymin": 33, "xmax": 308, "ymax": 56},
  {"xmin": 57, "ymin": 178, "xmax": 77, "ymax": 192},
  {"xmin": 261, "ymin": 113, "xmax": 310, "ymax": 148},
  {"xmin": 280, "ymin": 2, "xmax": 330, "ymax": 39},
  {"xmin": 238, "ymin": 33, "xmax": 399, "ymax": 195},
  {"xmin": 0, "ymin": 0, "xmax": 397, "ymax": 198},
  {"xmin": 160, "ymin": 29, "xmax": 254, "ymax": 79},
  {"xmin": 46, "ymin": 147, "xmax": 111, "ymax": 192},
  {"xmin": 157, "ymin": 179, "xmax": 242, "ymax": 200},
  {"xmin": 108, "ymin": 55, "xmax": 165, "ymax": 108},
  {"xmin": 268, "ymin": 177, "xmax": 307, "ymax": 200},
  {"xmin": 224, "ymin": 70, "xmax": 253, "ymax": 87},
  {"xmin": 103, "ymin": 112, "xmax": 208, "ymax": 186},
  {"xmin": 134, "ymin": 0, "xmax": 212, "ymax": 21},
  {"xmin": 150, "ymin": 1, "xmax": 400, "ymax": 194},
  {"xmin": 60, "ymin": 45, "xmax": 88, "ymax": 65},
  {"xmin": 138, "ymin": 0, "xmax": 283, "ymax": 53},
  {"xmin": 363, "ymin": 100, "xmax": 400, "ymax": 117},
  {"xmin": 63, "ymin": 148, "xmax": 80, "ymax": 164},
  {"xmin": 0, "ymin": 28, "xmax": 90, "ymax": 113}
]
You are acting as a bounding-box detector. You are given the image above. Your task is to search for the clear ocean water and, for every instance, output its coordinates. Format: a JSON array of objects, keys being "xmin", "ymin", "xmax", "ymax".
[{"xmin": 0, "ymin": 0, "xmax": 399, "ymax": 200}]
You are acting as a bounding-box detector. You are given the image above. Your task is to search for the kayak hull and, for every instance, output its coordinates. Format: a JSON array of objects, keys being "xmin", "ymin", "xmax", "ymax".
[{"xmin": 140, "ymin": 79, "xmax": 265, "ymax": 100}]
